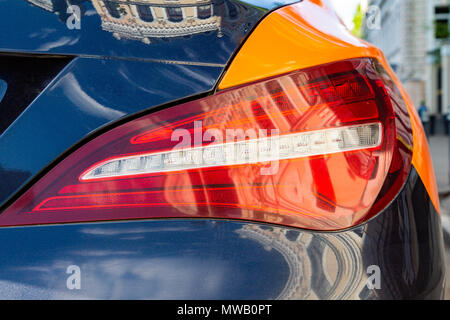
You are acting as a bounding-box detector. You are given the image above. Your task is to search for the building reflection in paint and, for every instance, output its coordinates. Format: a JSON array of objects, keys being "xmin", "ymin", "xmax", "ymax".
[
  {"xmin": 235, "ymin": 224, "xmax": 372, "ymax": 300},
  {"xmin": 26, "ymin": 0, "xmax": 259, "ymax": 44}
]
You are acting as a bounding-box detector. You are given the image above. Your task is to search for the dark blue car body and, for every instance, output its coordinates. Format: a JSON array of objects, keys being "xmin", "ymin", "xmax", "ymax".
[{"xmin": 0, "ymin": 0, "xmax": 445, "ymax": 299}]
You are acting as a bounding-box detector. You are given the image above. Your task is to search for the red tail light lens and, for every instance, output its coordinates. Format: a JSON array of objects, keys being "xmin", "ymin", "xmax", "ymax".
[{"xmin": 0, "ymin": 59, "xmax": 412, "ymax": 230}]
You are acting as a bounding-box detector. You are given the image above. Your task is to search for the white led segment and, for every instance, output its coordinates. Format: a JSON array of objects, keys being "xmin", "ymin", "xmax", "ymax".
[{"xmin": 80, "ymin": 123, "xmax": 382, "ymax": 181}]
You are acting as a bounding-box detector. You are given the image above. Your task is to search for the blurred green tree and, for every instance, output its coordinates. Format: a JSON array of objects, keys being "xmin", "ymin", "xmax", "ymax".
[{"xmin": 352, "ymin": 3, "xmax": 364, "ymax": 38}]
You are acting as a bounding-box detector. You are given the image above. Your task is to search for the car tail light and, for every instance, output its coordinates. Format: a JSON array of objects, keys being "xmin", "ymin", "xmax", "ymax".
[{"xmin": 0, "ymin": 58, "xmax": 412, "ymax": 230}]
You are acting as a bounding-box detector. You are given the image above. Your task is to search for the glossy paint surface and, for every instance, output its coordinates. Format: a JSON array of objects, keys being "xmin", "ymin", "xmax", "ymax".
[
  {"xmin": 0, "ymin": 0, "xmax": 268, "ymax": 64},
  {"xmin": 219, "ymin": 0, "xmax": 440, "ymax": 213},
  {"xmin": 0, "ymin": 167, "xmax": 443, "ymax": 299},
  {"xmin": 0, "ymin": 57, "xmax": 222, "ymax": 206},
  {"xmin": 0, "ymin": 79, "xmax": 6, "ymax": 103},
  {"xmin": 219, "ymin": 0, "xmax": 379, "ymax": 89},
  {"xmin": 0, "ymin": 55, "xmax": 71, "ymax": 135}
]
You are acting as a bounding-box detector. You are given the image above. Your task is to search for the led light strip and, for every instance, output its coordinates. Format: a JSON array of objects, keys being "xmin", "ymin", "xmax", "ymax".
[{"xmin": 80, "ymin": 123, "xmax": 382, "ymax": 181}]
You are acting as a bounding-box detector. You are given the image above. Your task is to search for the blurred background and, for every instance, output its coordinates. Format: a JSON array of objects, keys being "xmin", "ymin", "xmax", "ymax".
[{"xmin": 332, "ymin": 0, "xmax": 450, "ymax": 298}]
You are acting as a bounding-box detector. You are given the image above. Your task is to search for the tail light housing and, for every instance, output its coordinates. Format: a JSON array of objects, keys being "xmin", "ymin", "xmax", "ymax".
[{"xmin": 0, "ymin": 58, "xmax": 412, "ymax": 230}]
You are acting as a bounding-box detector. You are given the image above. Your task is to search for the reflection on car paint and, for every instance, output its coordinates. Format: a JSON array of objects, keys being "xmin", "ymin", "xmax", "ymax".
[
  {"xmin": 0, "ymin": 0, "xmax": 272, "ymax": 64},
  {"xmin": 0, "ymin": 79, "xmax": 6, "ymax": 103}
]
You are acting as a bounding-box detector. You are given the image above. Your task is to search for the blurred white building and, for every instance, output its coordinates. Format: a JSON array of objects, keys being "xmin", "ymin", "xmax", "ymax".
[
  {"xmin": 425, "ymin": 0, "xmax": 450, "ymax": 134},
  {"xmin": 364, "ymin": 0, "xmax": 450, "ymax": 133},
  {"xmin": 365, "ymin": 0, "xmax": 427, "ymax": 105}
]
